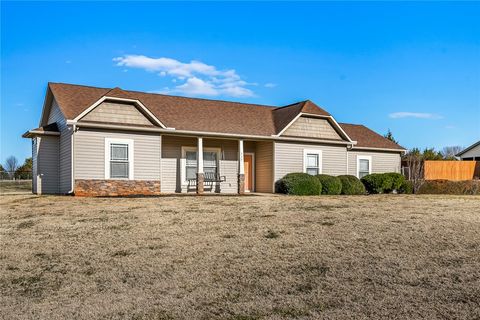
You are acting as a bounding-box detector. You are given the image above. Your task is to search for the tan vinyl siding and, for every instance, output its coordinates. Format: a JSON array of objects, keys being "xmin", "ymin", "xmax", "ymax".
[
  {"xmin": 274, "ymin": 141, "xmax": 347, "ymax": 182},
  {"xmin": 255, "ymin": 141, "xmax": 273, "ymax": 193},
  {"xmin": 36, "ymin": 136, "xmax": 59, "ymax": 194},
  {"xmin": 347, "ymin": 150, "xmax": 401, "ymax": 177},
  {"xmin": 459, "ymin": 144, "xmax": 480, "ymax": 159},
  {"xmin": 283, "ymin": 116, "xmax": 342, "ymax": 140},
  {"xmin": 161, "ymin": 136, "xmax": 239, "ymax": 193},
  {"xmin": 47, "ymin": 99, "xmax": 71, "ymax": 193},
  {"xmin": 74, "ymin": 129, "xmax": 161, "ymax": 180},
  {"xmin": 81, "ymin": 101, "xmax": 154, "ymax": 126}
]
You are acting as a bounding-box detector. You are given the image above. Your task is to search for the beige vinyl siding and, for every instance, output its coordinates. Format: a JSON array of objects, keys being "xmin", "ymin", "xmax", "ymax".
[
  {"xmin": 161, "ymin": 136, "xmax": 239, "ymax": 193},
  {"xmin": 283, "ymin": 116, "xmax": 342, "ymax": 140},
  {"xmin": 47, "ymin": 99, "xmax": 71, "ymax": 193},
  {"xmin": 347, "ymin": 150, "xmax": 401, "ymax": 177},
  {"xmin": 274, "ymin": 141, "xmax": 348, "ymax": 182},
  {"xmin": 74, "ymin": 129, "xmax": 161, "ymax": 180},
  {"xmin": 32, "ymin": 138, "xmax": 38, "ymax": 194},
  {"xmin": 81, "ymin": 101, "xmax": 154, "ymax": 126},
  {"xmin": 36, "ymin": 136, "xmax": 59, "ymax": 194},
  {"xmin": 459, "ymin": 144, "xmax": 480, "ymax": 159},
  {"xmin": 255, "ymin": 141, "xmax": 273, "ymax": 193}
]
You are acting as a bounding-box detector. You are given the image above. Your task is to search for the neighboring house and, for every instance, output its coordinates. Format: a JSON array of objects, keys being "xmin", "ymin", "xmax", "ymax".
[
  {"xmin": 23, "ymin": 83, "xmax": 405, "ymax": 196},
  {"xmin": 456, "ymin": 141, "xmax": 480, "ymax": 161}
]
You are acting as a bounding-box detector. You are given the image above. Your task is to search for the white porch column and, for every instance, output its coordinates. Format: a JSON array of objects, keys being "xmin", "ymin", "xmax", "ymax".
[
  {"xmin": 196, "ymin": 137, "xmax": 204, "ymax": 194},
  {"xmin": 238, "ymin": 139, "xmax": 245, "ymax": 194},
  {"xmin": 238, "ymin": 139, "xmax": 244, "ymax": 174},
  {"xmin": 197, "ymin": 137, "xmax": 204, "ymax": 173}
]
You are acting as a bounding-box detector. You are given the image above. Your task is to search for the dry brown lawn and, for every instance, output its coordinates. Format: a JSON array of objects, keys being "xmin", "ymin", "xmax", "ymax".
[{"xmin": 0, "ymin": 193, "xmax": 479, "ymax": 320}]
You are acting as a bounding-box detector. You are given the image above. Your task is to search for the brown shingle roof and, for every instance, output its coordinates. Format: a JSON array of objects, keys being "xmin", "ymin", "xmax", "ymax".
[
  {"xmin": 47, "ymin": 82, "xmax": 405, "ymax": 150},
  {"xmin": 339, "ymin": 123, "xmax": 405, "ymax": 150}
]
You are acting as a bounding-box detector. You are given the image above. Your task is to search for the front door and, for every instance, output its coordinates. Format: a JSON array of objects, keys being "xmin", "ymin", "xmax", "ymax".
[{"xmin": 244, "ymin": 154, "xmax": 254, "ymax": 192}]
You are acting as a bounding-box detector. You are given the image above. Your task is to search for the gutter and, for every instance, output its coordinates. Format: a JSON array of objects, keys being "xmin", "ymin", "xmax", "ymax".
[
  {"xmin": 73, "ymin": 121, "xmax": 357, "ymax": 146},
  {"xmin": 350, "ymin": 146, "xmax": 406, "ymax": 154},
  {"xmin": 22, "ymin": 131, "xmax": 60, "ymax": 138}
]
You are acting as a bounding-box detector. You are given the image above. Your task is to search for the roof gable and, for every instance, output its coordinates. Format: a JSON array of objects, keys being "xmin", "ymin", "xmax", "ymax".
[
  {"xmin": 80, "ymin": 100, "xmax": 158, "ymax": 127},
  {"xmin": 282, "ymin": 116, "xmax": 344, "ymax": 141}
]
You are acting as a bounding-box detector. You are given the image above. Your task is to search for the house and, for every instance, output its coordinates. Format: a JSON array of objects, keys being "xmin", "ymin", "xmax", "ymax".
[
  {"xmin": 23, "ymin": 83, "xmax": 406, "ymax": 196},
  {"xmin": 456, "ymin": 141, "xmax": 480, "ymax": 161}
]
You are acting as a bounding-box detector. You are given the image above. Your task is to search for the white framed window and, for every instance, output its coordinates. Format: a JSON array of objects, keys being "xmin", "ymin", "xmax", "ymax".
[
  {"xmin": 105, "ymin": 138, "xmax": 134, "ymax": 179},
  {"xmin": 357, "ymin": 155, "xmax": 372, "ymax": 179},
  {"xmin": 181, "ymin": 147, "xmax": 220, "ymax": 183},
  {"xmin": 303, "ymin": 149, "xmax": 322, "ymax": 175}
]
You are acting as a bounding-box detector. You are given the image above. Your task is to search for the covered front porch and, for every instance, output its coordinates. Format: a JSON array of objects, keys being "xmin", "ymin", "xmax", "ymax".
[{"xmin": 160, "ymin": 135, "xmax": 273, "ymax": 194}]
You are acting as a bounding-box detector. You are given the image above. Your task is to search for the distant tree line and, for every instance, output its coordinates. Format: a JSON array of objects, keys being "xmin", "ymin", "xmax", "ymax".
[{"xmin": 1, "ymin": 156, "xmax": 32, "ymax": 180}]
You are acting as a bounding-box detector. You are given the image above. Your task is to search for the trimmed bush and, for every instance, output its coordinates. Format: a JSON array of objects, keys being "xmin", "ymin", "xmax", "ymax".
[
  {"xmin": 316, "ymin": 174, "xmax": 342, "ymax": 195},
  {"xmin": 337, "ymin": 175, "xmax": 366, "ymax": 195},
  {"xmin": 361, "ymin": 172, "xmax": 406, "ymax": 194},
  {"xmin": 398, "ymin": 180, "xmax": 414, "ymax": 194},
  {"xmin": 417, "ymin": 180, "xmax": 480, "ymax": 195},
  {"xmin": 361, "ymin": 173, "xmax": 392, "ymax": 194},
  {"xmin": 276, "ymin": 173, "xmax": 322, "ymax": 195},
  {"xmin": 384, "ymin": 173, "xmax": 406, "ymax": 192}
]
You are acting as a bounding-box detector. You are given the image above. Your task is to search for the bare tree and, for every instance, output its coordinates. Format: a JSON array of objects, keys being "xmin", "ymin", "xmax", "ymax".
[
  {"xmin": 403, "ymin": 149, "xmax": 424, "ymax": 193},
  {"xmin": 441, "ymin": 146, "xmax": 463, "ymax": 160},
  {"xmin": 4, "ymin": 156, "xmax": 19, "ymax": 180}
]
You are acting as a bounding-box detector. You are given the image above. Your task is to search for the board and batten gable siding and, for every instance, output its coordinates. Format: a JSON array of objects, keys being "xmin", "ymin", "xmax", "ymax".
[
  {"xmin": 47, "ymin": 99, "xmax": 72, "ymax": 193},
  {"xmin": 81, "ymin": 101, "xmax": 155, "ymax": 126},
  {"xmin": 283, "ymin": 116, "xmax": 342, "ymax": 140},
  {"xmin": 74, "ymin": 129, "xmax": 161, "ymax": 180},
  {"xmin": 347, "ymin": 150, "xmax": 401, "ymax": 177},
  {"xmin": 36, "ymin": 136, "xmax": 60, "ymax": 194},
  {"xmin": 274, "ymin": 141, "xmax": 348, "ymax": 182},
  {"xmin": 161, "ymin": 136, "xmax": 240, "ymax": 193},
  {"xmin": 255, "ymin": 141, "xmax": 274, "ymax": 193}
]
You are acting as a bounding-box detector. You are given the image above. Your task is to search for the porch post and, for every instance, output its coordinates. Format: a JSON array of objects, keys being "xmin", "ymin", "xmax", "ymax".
[
  {"xmin": 197, "ymin": 137, "xmax": 204, "ymax": 194},
  {"xmin": 238, "ymin": 139, "xmax": 245, "ymax": 194}
]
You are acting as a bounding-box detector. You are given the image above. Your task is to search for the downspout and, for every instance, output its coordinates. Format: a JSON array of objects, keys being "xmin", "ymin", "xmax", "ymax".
[
  {"xmin": 346, "ymin": 143, "xmax": 354, "ymax": 175},
  {"xmin": 68, "ymin": 124, "xmax": 76, "ymax": 195}
]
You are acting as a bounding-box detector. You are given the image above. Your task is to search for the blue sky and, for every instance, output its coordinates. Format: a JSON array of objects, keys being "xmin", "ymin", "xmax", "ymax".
[{"xmin": 2, "ymin": 1, "xmax": 479, "ymax": 163}]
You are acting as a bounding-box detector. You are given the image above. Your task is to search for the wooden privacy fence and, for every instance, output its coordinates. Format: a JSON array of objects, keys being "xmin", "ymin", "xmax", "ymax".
[{"xmin": 424, "ymin": 161, "xmax": 480, "ymax": 181}]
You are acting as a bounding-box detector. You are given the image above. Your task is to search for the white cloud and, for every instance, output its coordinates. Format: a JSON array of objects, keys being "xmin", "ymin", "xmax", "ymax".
[
  {"xmin": 172, "ymin": 77, "xmax": 218, "ymax": 96},
  {"xmin": 113, "ymin": 54, "xmax": 256, "ymax": 97},
  {"xmin": 389, "ymin": 112, "xmax": 443, "ymax": 120},
  {"xmin": 264, "ymin": 83, "xmax": 277, "ymax": 88}
]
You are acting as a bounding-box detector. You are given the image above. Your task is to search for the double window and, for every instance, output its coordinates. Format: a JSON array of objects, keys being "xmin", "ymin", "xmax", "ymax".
[
  {"xmin": 357, "ymin": 156, "xmax": 372, "ymax": 178},
  {"xmin": 303, "ymin": 149, "xmax": 322, "ymax": 175},
  {"xmin": 182, "ymin": 147, "xmax": 220, "ymax": 181},
  {"xmin": 105, "ymin": 138, "xmax": 134, "ymax": 179}
]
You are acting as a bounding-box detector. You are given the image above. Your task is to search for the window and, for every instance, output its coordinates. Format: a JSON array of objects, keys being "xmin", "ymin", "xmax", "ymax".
[
  {"xmin": 110, "ymin": 143, "xmax": 129, "ymax": 178},
  {"xmin": 105, "ymin": 138, "xmax": 134, "ymax": 179},
  {"xmin": 303, "ymin": 149, "xmax": 322, "ymax": 175},
  {"xmin": 357, "ymin": 156, "xmax": 372, "ymax": 178},
  {"xmin": 185, "ymin": 151, "xmax": 197, "ymax": 180},
  {"xmin": 182, "ymin": 147, "xmax": 219, "ymax": 182}
]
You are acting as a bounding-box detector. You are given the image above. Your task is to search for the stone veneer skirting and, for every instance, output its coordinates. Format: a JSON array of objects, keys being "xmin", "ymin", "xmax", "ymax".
[{"xmin": 75, "ymin": 179, "xmax": 161, "ymax": 197}]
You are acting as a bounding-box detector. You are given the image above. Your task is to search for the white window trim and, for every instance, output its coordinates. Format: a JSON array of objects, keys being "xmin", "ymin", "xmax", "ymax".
[
  {"xmin": 303, "ymin": 149, "xmax": 323, "ymax": 175},
  {"xmin": 180, "ymin": 146, "xmax": 221, "ymax": 184},
  {"xmin": 105, "ymin": 138, "xmax": 134, "ymax": 180},
  {"xmin": 357, "ymin": 155, "xmax": 372, "ymax": 178}
]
